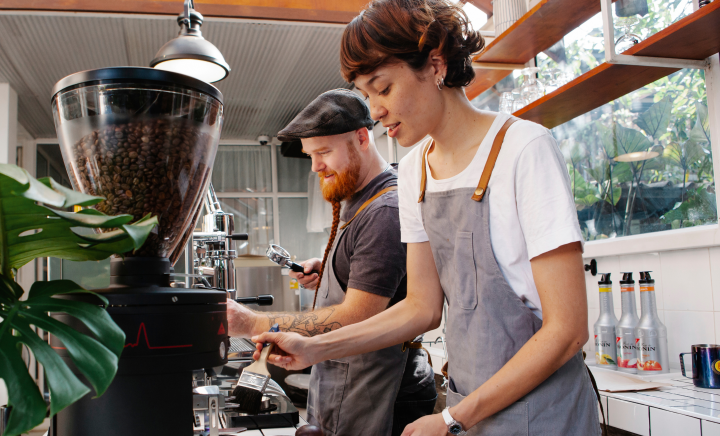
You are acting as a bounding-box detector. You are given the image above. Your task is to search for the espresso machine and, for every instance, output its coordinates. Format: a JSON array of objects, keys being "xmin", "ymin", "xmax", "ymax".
[{"xmin": 49, "ymin": 67, "xmax": 297, "ymax": 436}]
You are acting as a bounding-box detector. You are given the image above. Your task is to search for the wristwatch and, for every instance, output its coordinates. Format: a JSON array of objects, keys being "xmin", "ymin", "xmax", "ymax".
[{"xmin": 442, "ymin": 407, "xmax": 466, "ymax": 435}]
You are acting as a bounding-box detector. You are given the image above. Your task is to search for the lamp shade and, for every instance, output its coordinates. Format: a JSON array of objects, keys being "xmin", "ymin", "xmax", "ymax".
[{"xmin": 151, "ymin": 10, "xmax": 230, "ymax": 83}]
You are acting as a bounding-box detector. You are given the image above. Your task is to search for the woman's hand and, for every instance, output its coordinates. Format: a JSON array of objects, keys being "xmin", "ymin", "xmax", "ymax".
[
  {"xmin": 401, "ymin": 413, "xmax": 448, "ymax": 436},
  {"xmin": 252, "ymin": 331, "xmax": 319, "ymax": 370}
]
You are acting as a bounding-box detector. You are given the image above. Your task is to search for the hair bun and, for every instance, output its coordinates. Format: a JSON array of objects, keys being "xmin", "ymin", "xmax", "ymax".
[{"xmin": 341, "ymin": 0, "xmax": 485, "ymax": 87}]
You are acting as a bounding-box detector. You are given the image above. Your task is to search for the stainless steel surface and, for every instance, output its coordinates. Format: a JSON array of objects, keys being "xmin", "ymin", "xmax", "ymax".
[
  {"xmin": 192, "ymin": 183, "xmax": 240, "ymax": 296},
  {"xmin": 228, "ymin": 337, "xmax": 256, "ymax": 361},
  {"xmin": 266, "ymin": 244, "xmax": 292, "ymax": 268},
  {"xmin": 235, "ymin": 266, "xmax": 284, "ymax": 312}
]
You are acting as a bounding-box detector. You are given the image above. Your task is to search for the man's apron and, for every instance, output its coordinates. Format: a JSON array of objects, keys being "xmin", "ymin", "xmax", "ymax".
[
  {"xmin": 418, "ymin": 118, "xmax": 601, "ymax": 435},
  {"xmin": 307, "ymin": 187, "xmax": 410, "ymax": 436}
]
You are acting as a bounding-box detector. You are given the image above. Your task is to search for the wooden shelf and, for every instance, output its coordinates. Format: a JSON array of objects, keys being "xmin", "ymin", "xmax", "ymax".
[
  {"xmin": 466, "ymin": 0, "xmax": 613, "ymax": 100},
  {"xmin": 515, "ymin": 0, "xmax": 720, "ymax": 129}
]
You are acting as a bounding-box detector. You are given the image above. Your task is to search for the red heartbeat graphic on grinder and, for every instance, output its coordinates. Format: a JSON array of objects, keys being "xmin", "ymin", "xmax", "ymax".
[{"xmin": 124, "ymin": 322, "xmax": 193, "ymax": 350}]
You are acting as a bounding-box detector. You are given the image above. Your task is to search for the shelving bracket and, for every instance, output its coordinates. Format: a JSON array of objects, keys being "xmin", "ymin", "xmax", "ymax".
[{"xmin": 600, "ymin": 0, "xmax": 709, "ymax": 70}]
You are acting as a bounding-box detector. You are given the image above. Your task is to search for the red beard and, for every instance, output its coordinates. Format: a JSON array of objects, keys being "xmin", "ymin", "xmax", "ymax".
[{"xmin": 319, "ymin": 141, "xmax": 361, "ymax": 203}]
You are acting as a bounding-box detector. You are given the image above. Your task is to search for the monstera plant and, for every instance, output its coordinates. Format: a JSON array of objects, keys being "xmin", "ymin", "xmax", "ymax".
[{"xmin": 0, "ymin": 163, "xmax": 158, "ymax": 436}]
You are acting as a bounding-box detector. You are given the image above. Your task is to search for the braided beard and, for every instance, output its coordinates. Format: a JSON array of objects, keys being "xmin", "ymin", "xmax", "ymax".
[{"xmin": 313, "ymin": 141, "xmax": 361, "ymax": 308}]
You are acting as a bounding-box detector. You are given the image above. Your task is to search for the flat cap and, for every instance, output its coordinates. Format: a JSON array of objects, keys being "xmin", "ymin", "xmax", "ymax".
[{"xmin": 277, "ymin": 89, "xmax": 373, "ymax": 142}]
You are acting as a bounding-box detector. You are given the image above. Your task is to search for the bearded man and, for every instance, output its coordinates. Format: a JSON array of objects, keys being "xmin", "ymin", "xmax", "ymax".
[{"xmin": 226, "ymin": 89, "xmax": 436, "ymax": 436}]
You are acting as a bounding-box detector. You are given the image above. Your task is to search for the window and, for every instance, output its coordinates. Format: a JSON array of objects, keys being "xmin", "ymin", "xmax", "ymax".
[
  {"xmin": 554, "ymin": 69, "xmax": 713, "ymax": 239},
  {"xmin": 214, "ymin": 144, "xmax": 330, "ymax": 260},
  {"xmin": 472, "ymin": 0, "xmax": 714, "ymax": 241}
]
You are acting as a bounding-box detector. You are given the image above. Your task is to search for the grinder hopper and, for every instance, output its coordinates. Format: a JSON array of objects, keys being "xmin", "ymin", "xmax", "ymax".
[
  {"xmin": 52, "ymin": 66, "xmax": 223, "ymax": 263},
  {"xmin": 49, "ymin": 67, "xmax": 228, "ymax": 436}
]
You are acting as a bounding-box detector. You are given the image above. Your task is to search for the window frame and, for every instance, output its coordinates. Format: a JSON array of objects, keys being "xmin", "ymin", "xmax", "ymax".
[{"xmin": 213, "ymin": 139, "xmax": 311, "ymax": 251}]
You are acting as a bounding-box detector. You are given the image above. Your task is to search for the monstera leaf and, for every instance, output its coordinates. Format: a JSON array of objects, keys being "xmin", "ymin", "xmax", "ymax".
[
  {"xmin": 0, "ymin": 163, "xmax": 158, "ymax": 436},
  {"xmin": 0, "ymin": 163, "xmax": 158, "ymax": 276},
  {"xmin": 0, "ymin": 277, "xmax": 124, "ymax": 436},
  {"xmin": 635, "ymin": 96, "xmax": 672, "ymax": 140}
]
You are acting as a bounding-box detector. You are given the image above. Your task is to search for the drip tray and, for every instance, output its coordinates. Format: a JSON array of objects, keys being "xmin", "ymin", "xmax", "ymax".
[
  {"xmin": 227, "ymin": 395, "xmax": 299, "ymax": 429},
  {"xmin": 228, "ymin": 337, "xmax": 255, "ymax": 360}
]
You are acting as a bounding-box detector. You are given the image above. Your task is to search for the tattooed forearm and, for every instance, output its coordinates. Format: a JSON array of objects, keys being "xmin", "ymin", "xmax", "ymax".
[{"xmin": 263, "ymin": 306, "xmax": 343, "ymax": 337}]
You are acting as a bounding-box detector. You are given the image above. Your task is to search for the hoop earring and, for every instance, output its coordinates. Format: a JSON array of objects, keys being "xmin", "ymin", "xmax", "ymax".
[{"xmin": 437, "ymin": 77, "xmax": 444, "ymax": 91}]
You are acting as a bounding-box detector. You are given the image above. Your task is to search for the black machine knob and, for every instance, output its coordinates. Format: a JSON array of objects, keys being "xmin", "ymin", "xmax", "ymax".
[
  {"xmin": 230, "ymin": 233, "xmax": 249, "ymax": 240},
  {"xmin": 584, "ymin": 259, "xmax": 597, "ymax": 276},
  {"xmin": 235, "ymin": 295, "xmax": 274, "ymax": 306}
]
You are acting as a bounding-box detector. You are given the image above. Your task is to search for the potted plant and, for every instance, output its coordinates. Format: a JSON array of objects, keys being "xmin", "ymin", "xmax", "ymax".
[{"xmin": 0, "ymin": 163, "xmax": 158, "ymax": 436}]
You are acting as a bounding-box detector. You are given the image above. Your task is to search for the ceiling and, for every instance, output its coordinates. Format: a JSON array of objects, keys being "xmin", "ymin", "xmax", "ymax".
[{"xmin": 0, "ymin": 11, "xmax": 350, "ymax": 140}]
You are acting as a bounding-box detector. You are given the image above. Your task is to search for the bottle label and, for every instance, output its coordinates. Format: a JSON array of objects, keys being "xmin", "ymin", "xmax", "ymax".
[
  {"xmin": 595, "ymin": 333, "xmax": 617, "ymax": 366},
  {"xmin": 640, "ymin": 286, "xmax": 655, "ymax": 292},
  {"xmin": 616, "ymin": 333, "xmax": 637, "ymax": 369},
  {"xmin": 637, "ymin": 337, "xmax": 663, "ymax": 371}
]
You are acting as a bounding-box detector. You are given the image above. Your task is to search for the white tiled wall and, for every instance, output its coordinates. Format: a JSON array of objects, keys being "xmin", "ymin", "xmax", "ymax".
[{"xmin": 584, "ymin": 247, "xmax": 720, "ymax": 370}]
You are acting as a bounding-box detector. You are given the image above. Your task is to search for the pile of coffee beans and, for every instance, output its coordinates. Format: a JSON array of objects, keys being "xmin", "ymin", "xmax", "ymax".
[{"xmin": 69, "ymin": 118, "xmax": 215, "ymax": 258}]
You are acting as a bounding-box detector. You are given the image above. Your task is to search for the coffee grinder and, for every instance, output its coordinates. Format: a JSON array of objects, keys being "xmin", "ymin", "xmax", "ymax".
[{"xmin": 49, "ymin": 67, "xmax": 228, "ymax": 436}]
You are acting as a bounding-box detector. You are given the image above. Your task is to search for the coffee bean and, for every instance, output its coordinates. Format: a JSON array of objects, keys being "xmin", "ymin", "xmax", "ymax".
[{"xmin": 69, "ymin": 118, "xmax": 215, "ymax": 259}]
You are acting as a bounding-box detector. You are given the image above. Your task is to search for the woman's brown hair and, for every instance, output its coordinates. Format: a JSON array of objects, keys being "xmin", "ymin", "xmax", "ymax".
[{"xmin": 340, "ymin": 0, "xmax": 485, "ymax": 87}]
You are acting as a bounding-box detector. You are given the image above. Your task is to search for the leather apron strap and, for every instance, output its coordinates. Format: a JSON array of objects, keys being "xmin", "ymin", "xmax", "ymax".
[
  {"xmin": 417, "ymin": 117, "xmax": 518, "ymax": 203},
  {"xmin": 340, "ymin": 186, "xmax": 397, "ymax": 230}
]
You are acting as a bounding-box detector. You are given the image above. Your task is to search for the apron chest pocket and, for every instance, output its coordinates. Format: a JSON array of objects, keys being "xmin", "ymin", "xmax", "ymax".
[
  {"xmin": 309, "ymin": 359, "xmax": 349, "ymax": 434},
  {"xmin": 454, "ymin": 232, "xmax": 478, "ymax": 310}
]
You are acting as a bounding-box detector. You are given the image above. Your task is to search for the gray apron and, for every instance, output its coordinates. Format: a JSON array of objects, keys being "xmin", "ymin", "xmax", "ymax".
[
  {"xmin": 418, "ymin": 118, "xmax": 601, "ymax": 435},
  {"xmin": 307, "ymin": 190, "xmax": 410, "ymax": 436}
]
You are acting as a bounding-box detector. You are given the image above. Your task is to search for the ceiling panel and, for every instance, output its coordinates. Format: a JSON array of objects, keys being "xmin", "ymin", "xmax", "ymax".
[{"xmin": 0, "ymin": 12, "xmax": 350, "ymax": 140}]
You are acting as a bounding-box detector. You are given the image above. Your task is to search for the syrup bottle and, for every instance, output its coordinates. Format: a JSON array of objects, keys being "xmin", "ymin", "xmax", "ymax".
[
  {"xmin": 594, "ymin": 273, "xmax": 618, "ymax": 369},
  {"xmin": 636, "ymin": 271, "xmax": 669, "ymax": 373},
  {"xmin": 616, "ymin": 272, "xmax": 640, "ymax": 373}
]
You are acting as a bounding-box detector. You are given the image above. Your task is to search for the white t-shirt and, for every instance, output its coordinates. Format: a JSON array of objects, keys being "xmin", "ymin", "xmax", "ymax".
[{"xmin": 398, "ymin": 113, "xmax": 583, "ymax": 318}]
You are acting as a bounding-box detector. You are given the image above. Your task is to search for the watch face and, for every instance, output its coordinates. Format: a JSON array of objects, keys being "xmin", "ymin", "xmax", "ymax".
[{"xmin": 449, "ymin": 423, "xmax": 462, "ymax": 434}]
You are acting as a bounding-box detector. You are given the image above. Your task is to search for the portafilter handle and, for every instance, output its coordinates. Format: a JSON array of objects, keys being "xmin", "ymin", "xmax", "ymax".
[
  {"xmin": 235, "ymin": 294, "xmax": 274, "ymax": 306},
  {"xmin": 266, "ymin": 244, "xmax": 318, "ymax": 274}
]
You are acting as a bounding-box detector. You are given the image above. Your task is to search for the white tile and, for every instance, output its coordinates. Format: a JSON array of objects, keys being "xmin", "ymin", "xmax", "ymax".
[
  {"xmin": 673, "ymin": 386, "xmax": 720, "ymax": 403},
  {"xmin": 703, "ymin": 419, "xmax": 720, "ymax": 436},
  {"xmin": 608, "ymin": 398, "xmax": 649, "ymax": 436},
  {"xmin": 660, "ymin": 249, "xmax": 713, "ymax": 312},
  {"xmin": 650, "ymin": 407, "xmax": 701, "ymax": 436},
  {"xmin": 664, "ymin": 311, "xmax": 716, "ymax": 370},
  {"xmin": 710, "ymin": 248, "xmax": 720, "ymax": 311},
  {"xmin": 664, "ymin": 403, "xmax": 720, "ymax": 419},
  {"xmin": 715, "ymin": 313, "xmax": 720, "ymax": 350}
]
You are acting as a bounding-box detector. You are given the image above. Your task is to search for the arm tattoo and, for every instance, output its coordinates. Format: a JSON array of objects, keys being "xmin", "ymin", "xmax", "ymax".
[{"xmin": 264, "ymin": 307, "xmax": 343, "ymax": 337}]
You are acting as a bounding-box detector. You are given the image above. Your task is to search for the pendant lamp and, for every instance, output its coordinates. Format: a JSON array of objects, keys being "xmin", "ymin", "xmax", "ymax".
[{"xmin": 151, "ymin": 0, "xmax": 230, "ymax": 83}]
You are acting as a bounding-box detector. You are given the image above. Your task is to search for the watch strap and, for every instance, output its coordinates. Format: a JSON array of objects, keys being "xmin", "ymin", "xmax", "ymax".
[{"xmin": 442, "ymin": 407, "xmax": 454, "ymax": 425}]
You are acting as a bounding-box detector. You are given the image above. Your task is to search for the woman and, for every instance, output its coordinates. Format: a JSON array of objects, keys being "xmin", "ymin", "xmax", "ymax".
[{"xmin": 253, "ymin": 1, "xmax": 601, "ymax": 434}]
